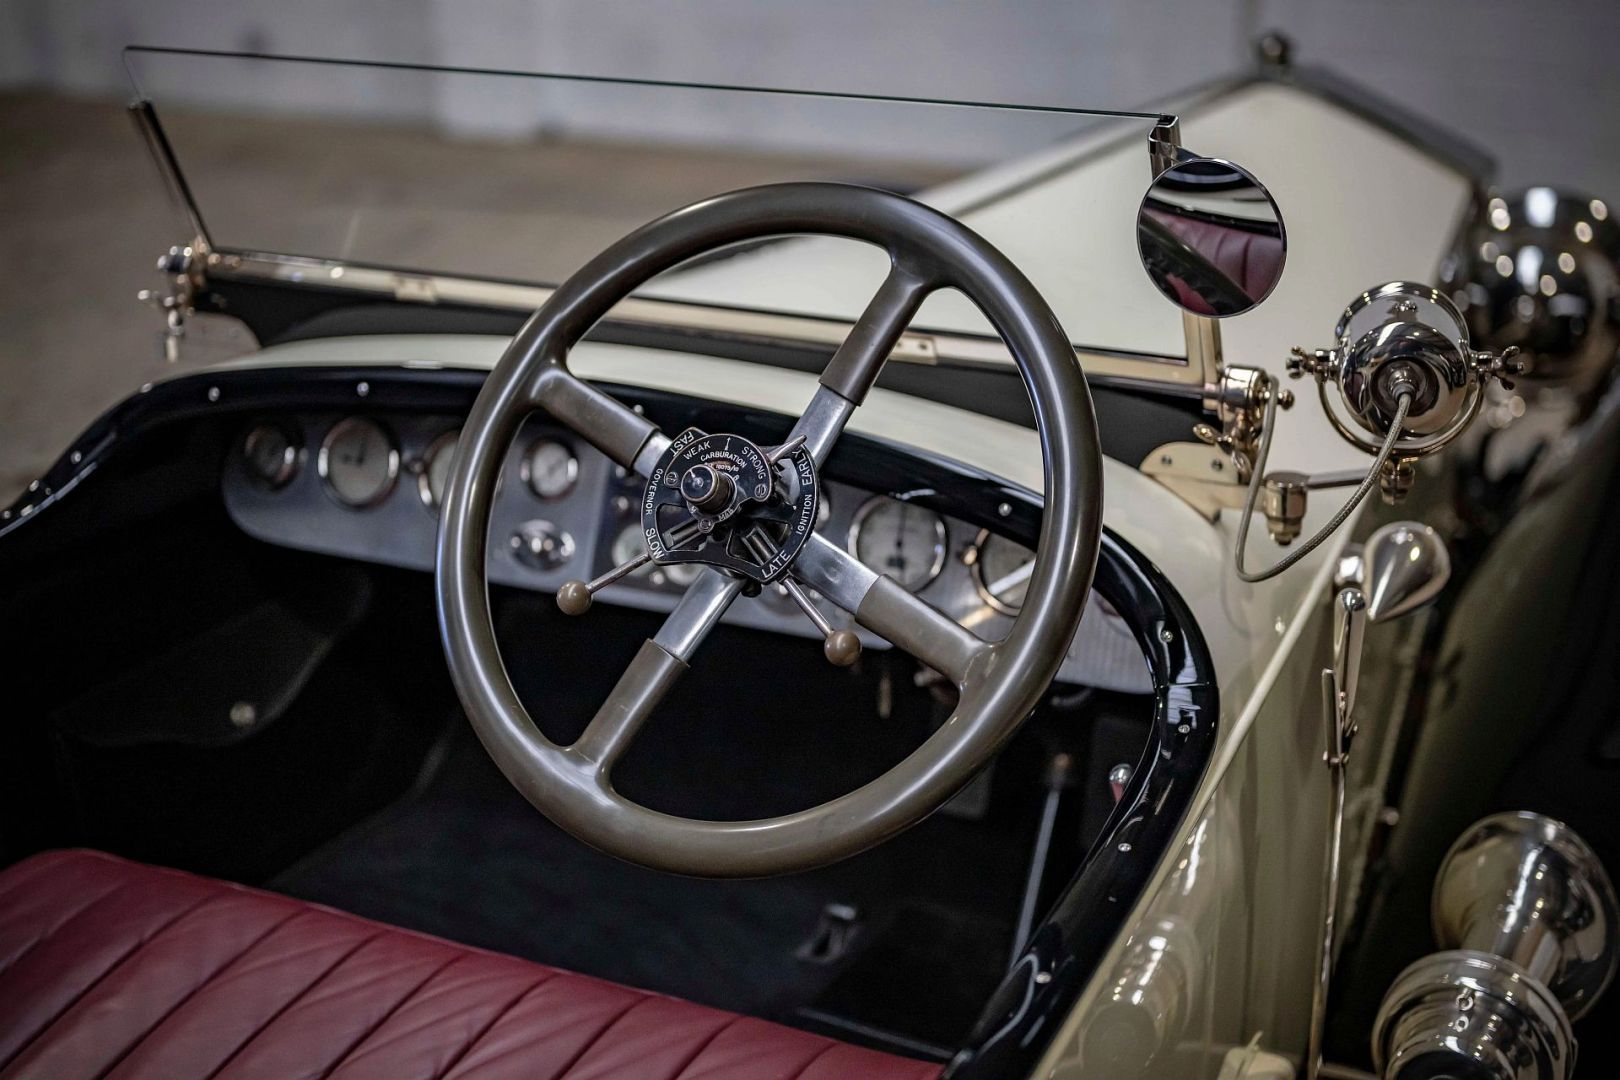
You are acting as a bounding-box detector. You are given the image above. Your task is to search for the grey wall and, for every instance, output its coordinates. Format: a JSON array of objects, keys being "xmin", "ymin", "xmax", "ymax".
[{"xmin": 2, "ymin": 0, "xmax": 1618, "ymax": 194}]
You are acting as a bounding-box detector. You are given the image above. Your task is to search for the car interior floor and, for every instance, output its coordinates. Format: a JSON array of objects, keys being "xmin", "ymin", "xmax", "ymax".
[{"xmin": 270, "ymin": 596, "xmax": 1150, "ymax": 1060}]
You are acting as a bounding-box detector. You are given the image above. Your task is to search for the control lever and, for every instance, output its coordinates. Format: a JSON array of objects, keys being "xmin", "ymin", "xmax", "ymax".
[
  {"xmin": 556, "ymin": 520, "xmax": 702, "ymax": 615},
  {"xmin": 1304, "ymin": 522, "xmax": 1450, "ymax": 1080},
  {"xmin": 742, "ymin": 527, "xmax": 860, "ymax": 666}
]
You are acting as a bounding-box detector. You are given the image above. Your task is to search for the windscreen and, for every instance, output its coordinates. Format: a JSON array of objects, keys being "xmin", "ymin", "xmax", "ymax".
[{"xmin": 124, "ymin": 48, "xmax": 1186, "ymax": 361}]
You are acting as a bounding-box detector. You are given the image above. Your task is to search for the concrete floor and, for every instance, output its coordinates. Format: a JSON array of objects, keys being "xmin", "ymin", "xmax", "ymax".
[{"xmin": 0, "ymin": 91, "xmax": 948, "ymax": 504}]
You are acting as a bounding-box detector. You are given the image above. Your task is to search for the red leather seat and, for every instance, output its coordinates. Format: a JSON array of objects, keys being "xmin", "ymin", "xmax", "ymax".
[{"xmin": 0, "ymin": 850, "xmax": 942, "ymax": 1079}]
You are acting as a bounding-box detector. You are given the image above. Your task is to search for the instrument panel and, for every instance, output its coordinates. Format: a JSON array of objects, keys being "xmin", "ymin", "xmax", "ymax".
[{"xmin": 223, "ymin": 412, "xmax": 1151, "ymax": 692}]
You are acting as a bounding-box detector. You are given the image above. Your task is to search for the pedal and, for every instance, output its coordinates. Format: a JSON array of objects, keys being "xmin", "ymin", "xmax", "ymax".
[{"xmin": 795, "ymin": 902, "xmax": 861, "ymax": 965}]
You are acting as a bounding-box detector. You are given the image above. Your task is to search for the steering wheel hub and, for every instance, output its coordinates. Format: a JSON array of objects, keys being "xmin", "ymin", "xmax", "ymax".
[{"xmin": 643, "ymin": 427, "xmax": 818, "ymax": 583}]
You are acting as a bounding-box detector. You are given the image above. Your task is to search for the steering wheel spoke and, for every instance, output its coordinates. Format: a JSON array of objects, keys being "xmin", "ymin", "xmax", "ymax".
[
  {"xmin": 793, "ymin": 535, "xmax": 988, "ymax": 687},
  {"xmin": 570, "ymin": 638, "xmax": 686, "ymax": 772},
  {"xmin": 788, "ymin": 264, "xmax": 936, "ymax": 466},
  {"xmin": 531, "ymin": 364, "xmax": 669, "ymax": 476},
  {"xmin": 570, "ymin": 567, "xmax": 742, "ymax": 774}
]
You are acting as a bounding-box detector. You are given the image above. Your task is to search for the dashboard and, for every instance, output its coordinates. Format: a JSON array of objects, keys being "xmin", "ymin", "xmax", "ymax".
[{"xmin": 223, "ymin": 411, "xmax": 1151, "ymax": 692}]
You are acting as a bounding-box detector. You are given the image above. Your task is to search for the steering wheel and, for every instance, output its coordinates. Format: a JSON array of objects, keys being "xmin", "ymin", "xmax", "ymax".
[{"xmin": 437, "ymin": 183, "xmax": 1102, "ymax": 877}]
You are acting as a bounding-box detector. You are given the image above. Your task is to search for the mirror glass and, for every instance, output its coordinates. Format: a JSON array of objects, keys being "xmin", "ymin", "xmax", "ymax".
[{"xmin": 1137, "ymin": 157, "xmax": 1286, "ymax": 317}]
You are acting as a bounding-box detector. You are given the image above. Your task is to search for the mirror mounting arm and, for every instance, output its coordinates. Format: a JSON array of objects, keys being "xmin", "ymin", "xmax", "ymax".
[{"xmin": 1148, "ymin": 114, "xmax": 1184, "ymax": 178}]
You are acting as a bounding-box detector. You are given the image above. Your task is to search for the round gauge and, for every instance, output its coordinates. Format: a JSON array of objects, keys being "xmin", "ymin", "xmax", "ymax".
[
  {"xmin": 969, "ymin": 529, "xmax": 1035, "ymax": 616},
  {"xmin": 848, "ymin": 496, "xmax": 947, "ymax": 591},
  {"xmin": 522, "ymin": 438, "xmax": 579, "ymax": 500},
  {"xmin": 609, "ymin": 522, "xmax": 701, "ymax": 589},
  {"xmin": 611, "ymin": 522, "xmax": 646, "ymax": 568},
  {"xmin": 318, "ymin": 417, "xmax": 399, "ymax": 508},
  {"xmin": 241, "ymin": 423, "xmax": 300, "ymax": 489},
  {"xmin": 658, "ymin": 562, "xmax": 704, "ymax": 589},
  {"xmin": 417, "ymin": 430, "xmax": 460, "ymax": 513}
]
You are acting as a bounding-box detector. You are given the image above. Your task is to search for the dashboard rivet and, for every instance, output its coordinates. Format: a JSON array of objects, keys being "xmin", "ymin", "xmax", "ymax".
[
  {"xmin": 997, "ymin": 502, "xmax": 1012, "ymax": 517},
  {"xmin": 206, "ymin": 386, "xmax": 220, "ymax": 402},
  {"xmin": 1178, "ymin": 723, "xmax": 1191, "ymax": 735},
  {"xmin": 356, "ymin": 381, "xmax": 371, "ymax": 397},
  {"xmin": 1118, "ymin": 842, "xmax": 1133, "ymax": 853},
  {"xmin": 1159, "ymin": 628, "xmax": 1174, "ymax": 644},
  {"xmin": 1034, "ymin": 971, "xmax": 1053, "ymax": 985},
  {"xmin": 229, "ymin": 701, "xmax": 257, "ymax": 729},
  {"xmin": 70, "ymin": 450, "xmax": 82, "ymax": 465}
]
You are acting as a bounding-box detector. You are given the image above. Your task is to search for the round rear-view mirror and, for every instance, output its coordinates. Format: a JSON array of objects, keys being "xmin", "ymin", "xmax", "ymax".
[{"xmin": 1137, "ymin": 157, "xmax": 1286, "ymax": 317}]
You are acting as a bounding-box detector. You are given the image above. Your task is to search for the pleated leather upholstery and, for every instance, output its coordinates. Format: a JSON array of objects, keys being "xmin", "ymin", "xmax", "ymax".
[{"xmin": 0, "ymin": 850, "xmax": 942, "ymax": 1079}]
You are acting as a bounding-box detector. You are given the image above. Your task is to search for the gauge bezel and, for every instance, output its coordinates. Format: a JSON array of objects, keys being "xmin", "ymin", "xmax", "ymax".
[
  {"xmin": 520, "ymin": 437, "xmax": 579, "ymax": 501},
  {"xmin": 415, "ymin": 429, "xmax": 461, "ymax": 514},
  {"xmin": 317, "ymin": 416, "xmax": 400, "ymax": 509},
  {"xmin": 968, "ymin": 527, "xmax": 1035, "ymax": 616},
  {"xmin": 847, "ymin": 493, "xmax": 947, "ymax": 592},
  {"xmin": 241, "ymin": 422, "xmax": 301, "ymax": 490}
]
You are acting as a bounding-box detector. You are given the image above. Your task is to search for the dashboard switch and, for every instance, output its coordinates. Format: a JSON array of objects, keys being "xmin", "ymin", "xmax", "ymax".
[{"xmin": 511, "ymin": 520, "xmax": 575, "ymax": 571}]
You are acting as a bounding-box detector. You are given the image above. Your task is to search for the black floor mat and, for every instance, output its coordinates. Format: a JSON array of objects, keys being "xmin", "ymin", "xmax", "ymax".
[{"xmin": 272, "ymin": 730, "xmax": 1023, "ymax": 1054}]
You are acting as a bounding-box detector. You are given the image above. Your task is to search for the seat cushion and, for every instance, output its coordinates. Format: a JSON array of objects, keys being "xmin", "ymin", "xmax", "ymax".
[{"xmin": 0, "ymin": 850, "xmax": 942, "ymax": 1079}]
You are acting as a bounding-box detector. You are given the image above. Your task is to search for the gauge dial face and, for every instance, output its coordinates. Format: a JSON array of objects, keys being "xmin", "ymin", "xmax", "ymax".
[
  {"xmin": 417, "ymin": 430, "xmax": 460, "ymax": 512},
  {"xmin": 610, "ymin": 522, "xmax": 702, "ymax": 588},
  {"xmin": 610, "ymin": 522, "xmax": 645, "ymax": 568},
  {"xmin": 242, "ymin": 423, "xmax": 300, "ymax": 489},
  {"xmin": 523, "ymin": 438, "xmax": 579, "ymax": 500},
  {"xmin": 849, "ymin": 496, "xmax": 947, "ymax": 591},
  {"xmin": 970, "ymin": 530, "xmax": 1035, "ymax": 615},
  {"xmin": 318, "ymin": 417, "xmax": 399, "ymax": 507}
]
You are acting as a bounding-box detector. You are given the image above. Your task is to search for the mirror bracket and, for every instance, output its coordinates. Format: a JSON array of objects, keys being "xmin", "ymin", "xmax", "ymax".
[
  {"xmin": 1148, "ymin": 114, "xmax": 1184, "ymax": 178},
  {"xmin": 1194, "ymin": 364, "xmax": 1294, "ymax": 481}
]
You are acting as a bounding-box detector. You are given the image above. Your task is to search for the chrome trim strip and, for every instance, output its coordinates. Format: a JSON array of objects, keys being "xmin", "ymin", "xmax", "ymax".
[{"xmin": 202, "ymin": 248, "xmax": 1206, "ymax": 391}]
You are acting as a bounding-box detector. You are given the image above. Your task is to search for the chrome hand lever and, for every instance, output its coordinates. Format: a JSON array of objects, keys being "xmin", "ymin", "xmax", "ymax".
[
  {"xmin": 743, "ymin": 527, "xmax": 860, "ymax": 666},
  {"xmin": 556, "ymin": 520, "xmax": 702, "ymax": 615},
  {"xmin": 1305, "ymin": 523, "xmax": 1450, "ymax": 1080}
]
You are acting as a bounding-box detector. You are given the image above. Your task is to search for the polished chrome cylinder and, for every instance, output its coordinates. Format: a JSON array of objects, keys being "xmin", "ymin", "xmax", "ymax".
[{"xmin": 1372, "ymin": 813, "xmax": 1618, "ymax": 1080}]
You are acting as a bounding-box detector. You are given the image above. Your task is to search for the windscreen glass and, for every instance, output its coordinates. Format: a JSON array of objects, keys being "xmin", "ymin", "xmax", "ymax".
[{"xmin": 125, "ymin": 48, "xmax": 1185, "ymax": 360}]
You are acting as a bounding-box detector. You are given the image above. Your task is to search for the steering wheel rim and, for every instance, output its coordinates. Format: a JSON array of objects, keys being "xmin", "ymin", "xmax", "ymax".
[{"xmin": 436, "ymin": 182, "xmax": 1102, "ymax": 877}]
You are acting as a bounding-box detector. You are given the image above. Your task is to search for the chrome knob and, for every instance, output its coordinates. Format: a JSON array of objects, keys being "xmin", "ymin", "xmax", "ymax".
[{"xmin": 1362, "ymin": 522, "xmax": 1451, "ymax": 624}]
